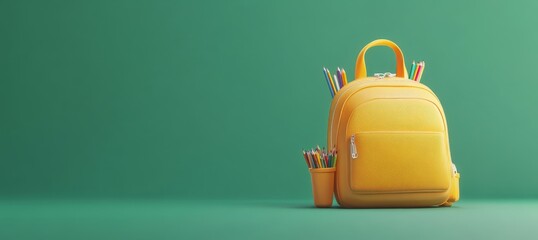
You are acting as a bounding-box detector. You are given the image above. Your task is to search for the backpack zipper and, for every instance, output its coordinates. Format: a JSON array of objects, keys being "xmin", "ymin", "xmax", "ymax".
[
  {"xmin": 350, "ymin": 134, "xmax": 358, "ymax": 159},
  {"xmin": 374, "ymin": 72, "xmax": 396, "ymax": 78}
]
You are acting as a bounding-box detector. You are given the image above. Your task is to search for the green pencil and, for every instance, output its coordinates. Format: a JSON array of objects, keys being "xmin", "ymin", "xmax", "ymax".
[
  {"xmin": 409, "ymin": 61, "xmax": 416, "ymax": 80},
  {"xmin": 333, "ymin": 152, "xmax": 338, "ymax": 166}
]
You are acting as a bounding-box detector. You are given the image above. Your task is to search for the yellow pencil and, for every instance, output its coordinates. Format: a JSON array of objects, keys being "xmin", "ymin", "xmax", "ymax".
[
  {"xmin": 326, "ymin": 68, "xmax": 337, "ymax": 95},
  {"xmin": 342, "ymin": 68, "xmax": 348, "ymax": 85},
  {"xmin": 333, "ymin": 74, "xmax": 340, "ymax": 91}
]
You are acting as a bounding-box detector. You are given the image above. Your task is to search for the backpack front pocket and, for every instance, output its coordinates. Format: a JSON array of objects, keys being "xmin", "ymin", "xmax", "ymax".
[{"xmin": 349, "ymin": 132, "xmax": 451, "ymax": 193}]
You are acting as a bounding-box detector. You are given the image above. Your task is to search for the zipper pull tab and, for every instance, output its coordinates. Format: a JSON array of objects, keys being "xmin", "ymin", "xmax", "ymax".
[
  {"xmin": 350, "ymin": 134, "xmax": 358, "ymax": 159},
  {"xmin": 384, "ymin": 72, "xmax": 396, "ymax": 78},
  {"xmin": 374, "ymin": 72, "xmax": 395, "ymax": 79}
]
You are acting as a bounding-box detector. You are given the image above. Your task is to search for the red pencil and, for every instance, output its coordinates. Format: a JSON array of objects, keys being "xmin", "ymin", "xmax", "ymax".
[{"xmin": 413, "ymin": 62, "xmax": 423, "ymax": 81}]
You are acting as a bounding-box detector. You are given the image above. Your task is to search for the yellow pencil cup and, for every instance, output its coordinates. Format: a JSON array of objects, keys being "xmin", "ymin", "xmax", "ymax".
[{"xmin": 309, "ymin": 168, "xmax": 336, "ymax": 208}]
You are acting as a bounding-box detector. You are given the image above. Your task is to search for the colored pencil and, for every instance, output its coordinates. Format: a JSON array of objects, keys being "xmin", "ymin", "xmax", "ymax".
[
  {"xmin": 333, "ymin": 152, "xmax": 338, "ymax": 167},
  {"xmin": 409, "ymin": 61, "xmax": 416, "ymax": 80},
  {"xmin": 312, "ymin": 151, "xmax": 318, "ymax": 168},
  {"xmin": 328, "ymin": 69, "xmax": 338, "ymax": 91},
  {"xmin": 416, "ymin": 61, "xmax": 426, "ymax": 82},
  {"xmin": 325, "ymin": 68, "xmax": 336, "ymax": 94},
  {"xmin": 305, "ymin": 151, "xmax": 310, "ymax": 168},
  {"xmin": 337, "ymin": 68, "xmax": 343, "ymax": 87},
  {"xmin": 333, "ymin": 74, "xmax": 340, "ymax": 91},
  {"xmin": 316, "ymin": 151, "xmax": 322, "ymax": 168},
  {"xmin": 307, "ymin": 151, "xmax": 315, "ymax": 168},
  {"xmin": 342, "ymin": 68, "xmax": 348, "ymax": 85},
  {"xmin": 325, "ymin": 68, "xmax": 337, "ymax": 96},
  {"xmin": 413, "ymin": 62, "xmax": 422, "ymax": 80},
  {"xmin": 302, "ymin": 150, "xmax": 310, "ymax": 168},
  {"xmin": 413, "ymin": 62, "xmax": 421, "ymax": 81},
  {"xmin": 311, "ymin": 150, "xmax": 317, "ymax": 168},
  {"xmin": 323, "ymin": 68, "xmax": 334, "ymax": 97}
]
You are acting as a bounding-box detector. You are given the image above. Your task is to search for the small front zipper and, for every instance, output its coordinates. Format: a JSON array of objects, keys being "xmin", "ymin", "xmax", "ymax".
[{"xmin": 350, "ymin": 134, "xmax": 358, "ymax": 159}]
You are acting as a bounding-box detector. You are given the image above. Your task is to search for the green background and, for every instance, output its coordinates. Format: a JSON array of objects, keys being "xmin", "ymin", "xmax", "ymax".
[
  {"xmin": 3, "ymin": 0, "xmax": 538, "ymax": 200},
  {"xmin": 2, "ymin": 0, "xmax": 538, "ymax": 239}
]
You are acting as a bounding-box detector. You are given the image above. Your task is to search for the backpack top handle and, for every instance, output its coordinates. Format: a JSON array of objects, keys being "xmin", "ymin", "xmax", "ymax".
[{"xmin": 355, "ymin": 39, "xmax": 409, "ymax": 80}]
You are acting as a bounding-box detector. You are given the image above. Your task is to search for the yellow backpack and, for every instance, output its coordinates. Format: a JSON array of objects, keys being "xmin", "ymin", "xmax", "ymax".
[{"xmin": 328, "ymin": 39, "xmax": 460, "ymax": 207}]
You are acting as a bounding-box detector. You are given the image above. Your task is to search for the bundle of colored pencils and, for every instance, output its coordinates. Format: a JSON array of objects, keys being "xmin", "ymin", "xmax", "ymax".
[
  {"xmin": 409, "ymin": 61, "xmax": 426, "ymax": 82},
  {"xmin": 323, "ymin": 67, "xmax": 348, "ymax": 98},
  {"xmin": 302, "ymin": 146, "xmax": 337, "ymax": 169}
]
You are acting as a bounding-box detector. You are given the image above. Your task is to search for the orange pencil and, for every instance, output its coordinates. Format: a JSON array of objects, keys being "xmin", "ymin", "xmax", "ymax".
[{"xmin": 342, "ymin": 68, "xmax": 348, "ymax": 85}]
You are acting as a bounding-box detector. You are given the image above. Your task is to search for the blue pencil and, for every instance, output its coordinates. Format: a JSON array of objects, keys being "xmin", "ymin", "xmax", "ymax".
[{"xmin": 323, "ymin": 68, "xmax": 334, "ymax": 97}]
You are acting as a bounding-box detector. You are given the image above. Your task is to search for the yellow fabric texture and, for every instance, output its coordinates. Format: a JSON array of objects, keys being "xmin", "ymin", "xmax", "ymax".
[{"xmin": 328, "ymin": 39, "xmax": 459, "ymax": 208}]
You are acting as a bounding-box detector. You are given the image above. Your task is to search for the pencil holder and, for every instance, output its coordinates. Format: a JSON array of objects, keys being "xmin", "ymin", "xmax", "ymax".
[{"xmin": 309, "ymin": 168, "xmax": 336, "ymax": 208}]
